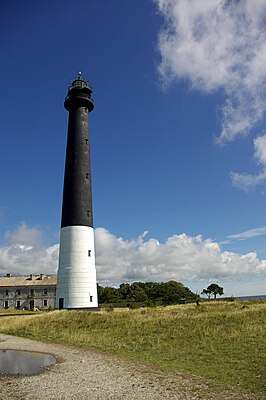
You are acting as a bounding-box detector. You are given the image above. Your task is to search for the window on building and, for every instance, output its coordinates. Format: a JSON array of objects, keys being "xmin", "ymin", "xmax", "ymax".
[
  {"xmin": 86, "ymin": 173, "xmax": 89, "ymax": 179},
  {"xmin": 43, "ymin": 299, "xmax": 48, "ymax": 307},
  {"xmin": 16, "ymin": 301, "xmax": 20, "ymax": 309},
  {"xmin": 88, "ymin": 250, "xmax": 91, "ymax": 257},
  {"xmin": 87, "ymin": 210, "xmax": 90, "ymax": 218},
  {"xmin": 5, "ymin": 290, "xmax": 9, "ymax": 296},
  {"xmin": 43, "ymin": 288, "xmax": 48, "ymax": 295},
  {"xmin": 30, "ymin": 289, "xmax": 34, "ymax": 296},
  {"xmin": 4, "ymin": 300, "xmax": 8, "ymax": 309},
  {"xmin": 16, "ymin": 289, "xmax": 21, "ymax": 296},
  {"xmin": 90, "ymin": 296, "xmax": 93, "ymax": 302},
  {"xmin": 85, "ymin": 139, "xmax": 88, "ymax": 145}
]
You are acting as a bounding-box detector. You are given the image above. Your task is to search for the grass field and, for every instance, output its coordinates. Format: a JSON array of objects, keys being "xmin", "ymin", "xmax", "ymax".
[{"xmin": 0, "ymin": 300, "xmax": 265, "ymax": 394}]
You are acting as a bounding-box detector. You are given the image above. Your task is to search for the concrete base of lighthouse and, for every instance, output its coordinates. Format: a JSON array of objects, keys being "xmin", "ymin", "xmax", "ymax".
[{"xmin": 55, "ymin": 226, "xmax": 98, "ymax": 309}]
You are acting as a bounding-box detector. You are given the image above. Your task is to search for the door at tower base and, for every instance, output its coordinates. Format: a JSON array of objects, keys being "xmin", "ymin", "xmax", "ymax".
[{"xmin": 55, "ymin": 226, "xmax": 98, "ymax": 309}]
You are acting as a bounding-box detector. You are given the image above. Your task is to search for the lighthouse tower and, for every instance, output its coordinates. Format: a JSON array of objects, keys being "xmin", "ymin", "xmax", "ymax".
[{"xmin": 56, "ymin": 75, "xmax": 98, "ymax": 310}]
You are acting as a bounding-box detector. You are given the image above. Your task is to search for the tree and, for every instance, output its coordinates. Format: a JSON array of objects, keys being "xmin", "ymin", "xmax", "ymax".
[
  {"xmin": 159, "ymin": 281, "xmax": 195, "ymax": 304},
  {"xmin": 119, "ymin": 283, "xmax": 148, "ymax": 302},
  {"xmin": 137, "ymin": 282, "xmax": 162, "ymax": 302},
  {"xmin": 202, "ymin": 283, "xmax": 223, "ymax": 299},
  {"xmin": 201, "ymin": 288, "xmax": 211, "ymax": 299},
  {"xmin": 98, "ymin": 280, "xmax": 198, "ymax": 305},
  {"xmin": 98, "ymin": 286, "xmax": 122, "ymax": 303},
  {"xmin": 97, "ymin": 284, "xmax": 104, "ymax": 302}
]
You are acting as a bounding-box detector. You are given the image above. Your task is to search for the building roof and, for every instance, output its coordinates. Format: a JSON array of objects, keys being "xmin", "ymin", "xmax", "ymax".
[{"xmin": 0, "ymin": 274, "xmax": 57, "ymax": 287}]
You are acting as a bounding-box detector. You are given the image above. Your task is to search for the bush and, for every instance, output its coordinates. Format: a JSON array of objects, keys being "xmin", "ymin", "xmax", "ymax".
[
  {"xmin": 129, "ymin": 303, "xmax": 139, "ymax": 309},
  {"xmin": 145, "ymin": 299, "xmax": 155, "ymax": 308}
]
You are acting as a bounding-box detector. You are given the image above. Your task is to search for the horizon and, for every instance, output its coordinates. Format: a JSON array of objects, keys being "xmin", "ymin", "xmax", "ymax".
[{"xmin": 0, "ymin": 272, "xmax": 265, "ymax": 298}]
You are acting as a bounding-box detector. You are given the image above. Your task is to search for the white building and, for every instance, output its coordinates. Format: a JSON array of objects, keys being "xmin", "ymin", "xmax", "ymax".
[{"xmin": 0, "ymin": 274, "xmax": 56, "ymax": 310}]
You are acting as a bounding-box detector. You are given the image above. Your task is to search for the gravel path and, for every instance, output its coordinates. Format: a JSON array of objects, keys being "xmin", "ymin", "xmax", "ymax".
[{"xmin": 0, "ymin": 334, "xmax": 265, "ymax": 400}]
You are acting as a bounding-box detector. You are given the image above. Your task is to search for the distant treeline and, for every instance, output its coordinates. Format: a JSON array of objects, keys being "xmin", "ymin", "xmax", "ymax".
[{"xmin": 97, "ymin": 280, "xmax": 198, "ymax": 306}]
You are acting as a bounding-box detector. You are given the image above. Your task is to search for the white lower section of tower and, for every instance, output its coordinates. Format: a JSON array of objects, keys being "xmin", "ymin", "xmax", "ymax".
[{"xmin": 55, "ymin": 226, "xmax": 98, "ymax": 309}]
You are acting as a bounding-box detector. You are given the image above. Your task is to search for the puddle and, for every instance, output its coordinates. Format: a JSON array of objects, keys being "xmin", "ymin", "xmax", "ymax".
[{"xmin": 0, "ymin": 349, "xmax": 56, "ymax": 375}]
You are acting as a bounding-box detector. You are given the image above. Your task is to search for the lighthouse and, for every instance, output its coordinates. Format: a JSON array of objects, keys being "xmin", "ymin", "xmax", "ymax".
[{"xmin": 56, "ymin": 75, "xmax": 98, "ymax": 310}]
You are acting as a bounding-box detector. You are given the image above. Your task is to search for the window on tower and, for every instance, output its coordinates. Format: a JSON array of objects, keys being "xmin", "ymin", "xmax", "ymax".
[
  {"xmin": 86, "ymin": 173, "xmax": 89, "ymax": 179},
  {"xmin": 87, "ymin": 210, "xmax": 90, "ymax": 218},
  {"xmin": 88, "ymin": 250, "xmax": 91, "ymax": 257}
]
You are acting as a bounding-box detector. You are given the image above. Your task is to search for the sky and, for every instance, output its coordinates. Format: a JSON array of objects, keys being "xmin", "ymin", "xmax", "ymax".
[{"xmin": 1, "ymin": 0, "xmax": 266, "ymax": 297}]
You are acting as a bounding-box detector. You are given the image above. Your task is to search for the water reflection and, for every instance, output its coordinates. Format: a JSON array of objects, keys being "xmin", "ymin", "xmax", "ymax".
[{"xmin": 0, "ymin": 349, "xmax": 56, "ymax": 375}]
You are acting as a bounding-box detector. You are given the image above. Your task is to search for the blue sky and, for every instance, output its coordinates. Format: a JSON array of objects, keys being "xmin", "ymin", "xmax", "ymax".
[{"xmin": 1, "ymin": 0, "xmax": 266, "ymax": 296}]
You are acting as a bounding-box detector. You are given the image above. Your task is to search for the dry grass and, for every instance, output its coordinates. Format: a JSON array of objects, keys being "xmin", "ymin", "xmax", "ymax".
[{"xmin": 0, "ymin": 300, "xmax": 265, "ymax": 394}]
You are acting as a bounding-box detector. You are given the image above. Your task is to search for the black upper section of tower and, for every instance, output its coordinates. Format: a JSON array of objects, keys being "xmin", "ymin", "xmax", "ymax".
[
  {"xmin": 64, "ymin": 77, "xmax": 94, "ymax": 112},
  {"xmin": 61, "ymin": 77, "xmax": 94, "ymax": 229}
]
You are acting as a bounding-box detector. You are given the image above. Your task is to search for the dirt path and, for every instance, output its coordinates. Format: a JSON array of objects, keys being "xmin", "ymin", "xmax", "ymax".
[{"xmin": 0, "ymin": 334, "xmax": 265, "ymax": 400}]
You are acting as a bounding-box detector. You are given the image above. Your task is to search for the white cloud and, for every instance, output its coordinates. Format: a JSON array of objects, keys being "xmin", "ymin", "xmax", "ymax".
[
  {"xmin": 0, "ymin": 223, "xmax": 59, "ymax": 276},
  {"xmin": 94, "ymin": 227, "xmax": 266, "ymax": 285},
  {"xmin": 5, "ymin": 222, "xmax": 43, "ymax": 247},
  {"xmin": 254, "ymin": 133, "xmax": 266, "ymax": 166},
  {"xmin": 231, "ymin": 132, "xmax": 266, "ymax": 190},
  {"xmin": 156, "ymin": 0, "xmax": 266, "ymax": 143},
  {"xmin": 1, "ymin": 225, "xmax": 265, "ymax": 287},
  {"xmin": 227, "ymin": 226, "xmax": 266, "ymax": 241},
  {"xmin": 156, "ymin": 0, "xmax": 266, "ymax": 189}
]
